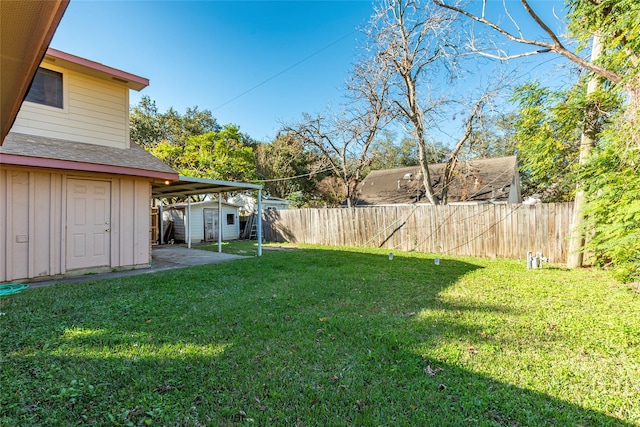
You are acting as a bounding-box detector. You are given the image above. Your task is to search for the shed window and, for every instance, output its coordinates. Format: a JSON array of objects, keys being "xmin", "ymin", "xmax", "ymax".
[
  {"xmin": 226, "ymin": 213, "xmax": 235, "ymax": 225},
  {"xmin": 25, "ymin": 68, "xmax": 63, "ymax": 108}
]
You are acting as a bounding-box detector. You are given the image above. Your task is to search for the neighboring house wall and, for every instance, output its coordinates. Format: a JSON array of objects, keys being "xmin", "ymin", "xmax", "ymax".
[
  {"xmin": 228, "ymin": 194, "xmax": 291, "ymax": 215},
  {"xmin": 11, "ymin": 61, "xmax": 130, "ymax": 149},
  {"xmin": 163, "ymin": 201, "xmax": 240, "ymax": 243},
  {"xmin": 263, "ymin": 198, "xmax": 291, "ymax": 210},
  {"xmin": 0, "ymin": 166, "xmax": 151, "ymax": 282}
]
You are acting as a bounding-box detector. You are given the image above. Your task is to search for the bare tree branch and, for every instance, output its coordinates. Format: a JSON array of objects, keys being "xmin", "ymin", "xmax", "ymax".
[
  {"xmin": 432, "ymin": 0, "xmax": 623, "ymax": 83},
  {"xmin": 440, "ymin": 91, "xmax": 493, "ymax": 204}
]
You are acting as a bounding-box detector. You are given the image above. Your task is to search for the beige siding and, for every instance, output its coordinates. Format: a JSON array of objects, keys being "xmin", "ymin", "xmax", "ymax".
[
  {"xmin": 0, "ymin": 170, "xmax": 5, "ymax": 281},
  {"xmin": 10, "ymin": 61, "xmax": 130, "ymax": 149},
  {"xmin": 112, "ymin": 178, "xmax": 152, "ymax": 267},
  {"xmin": 0, "ymin": 166, "xmax": 152, "ymax": 282}
]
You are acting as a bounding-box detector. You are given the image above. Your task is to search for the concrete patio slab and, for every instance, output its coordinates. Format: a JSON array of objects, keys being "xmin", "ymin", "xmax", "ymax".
[{"xmin": 26, "ymin": 245, "xmax": 249, "ymax": 288}]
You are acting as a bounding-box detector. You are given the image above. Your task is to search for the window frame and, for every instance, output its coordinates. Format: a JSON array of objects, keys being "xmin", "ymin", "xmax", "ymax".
[
  {"xmin": 226, "ymin": 213, "xmax": 235, "ymax": 225},
  {"xmin": 24, "ymin": 66, "xmax": 66, "ymax": 110}
]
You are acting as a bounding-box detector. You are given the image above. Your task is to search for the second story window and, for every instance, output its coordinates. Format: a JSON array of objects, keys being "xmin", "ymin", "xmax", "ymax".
[{"xmin": 25, "ymin": 68, "xmax": 63, "ymax": 108}]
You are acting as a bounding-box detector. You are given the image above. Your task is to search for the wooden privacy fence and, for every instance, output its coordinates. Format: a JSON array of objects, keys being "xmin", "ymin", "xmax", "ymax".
[{"xmin": 262, "ymin": 203, "xmax": 574, "ymax": 264}]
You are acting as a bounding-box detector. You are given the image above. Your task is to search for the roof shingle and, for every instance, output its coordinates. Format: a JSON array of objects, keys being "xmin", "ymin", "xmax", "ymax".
[
  {"xmin": 356, "ymin": 156, "xmax": 519, "ymax": 205},
  {"xmin": 1, "ymin": 132, "xmax": 177, "ymax": 178}
]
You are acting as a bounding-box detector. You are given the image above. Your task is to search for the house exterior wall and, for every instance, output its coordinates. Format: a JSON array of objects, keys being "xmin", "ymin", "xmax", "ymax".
[
  {"xmin": 0, "ymin": 165, "xmax": 151, "ymax": 282},
  {"xmin": 10, "ymin": 61, "xmax": 130, "ymax": 149},
  {"xmin": 163, "ymin": 202, "xmax": 240, "ymax": 243}
]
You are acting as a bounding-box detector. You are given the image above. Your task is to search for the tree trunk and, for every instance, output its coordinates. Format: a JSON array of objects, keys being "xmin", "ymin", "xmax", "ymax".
[
  {"xmin": 416, "ymin": 125, "xmax": 439, "ymax": 205},
  {"xmin": 567, "ymin": 35, "xmax": 603, "ymax": 268}
]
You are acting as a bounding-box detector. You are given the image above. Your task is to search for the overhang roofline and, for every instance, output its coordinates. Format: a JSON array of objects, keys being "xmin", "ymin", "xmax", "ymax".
[
  {"xmin": 0, "ymin": 153, "xmax": 178, "ymax": 181},
  {"xmin": 153, "ymin": 176, "xmax": 263, "ymax": 199},
  {"xmin": 45, "ymin": 48, "xmax": 149, "ymax": 91},
  {"xmin": 0, "ymin": 0, "xmax": 69, "ymax": 144}
]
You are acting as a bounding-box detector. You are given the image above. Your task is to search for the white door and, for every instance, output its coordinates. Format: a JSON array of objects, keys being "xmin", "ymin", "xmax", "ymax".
[
  {"xmin": 203, "ymin": 208, "xmax": 218, "ymax": 242},
  {"xmin": 66, "ymin": 179, "xmax": 111, "ymax": 270}
]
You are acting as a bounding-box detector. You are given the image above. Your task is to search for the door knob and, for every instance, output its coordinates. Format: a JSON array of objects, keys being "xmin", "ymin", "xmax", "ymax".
[{"xmin": 105, "ymin": 228, "xmax": 111, "ymax": 232}]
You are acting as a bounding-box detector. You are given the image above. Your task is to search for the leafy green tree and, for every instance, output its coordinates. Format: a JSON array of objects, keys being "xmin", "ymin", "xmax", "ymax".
[
  {"xmin": 130, "ymin": 96, "xmax": 220, "ymax": 148},
  {"xmin": 368, "ymin": 132, "xmax": 449, "ymax": 172},
  {"xmin": 130, "ymin": 96, "xmax": 163, "ymax": 148},
  {"xmin": 582, "ymin": 138, "xmax": 640, "ymax": 282},
  {"xmin": 254, "ymin": 132, "xmax": 322, "ymax": 205},
  {"xmin": 435, "ymin": 0, "xmax": 640, "ymax": 272},
  {"xmin": 461, "ymin": 112, "xmax": 518, "ymax": 160},
  {"xmin": 148, "ymin": 125, "xmax": 256, "ymax": 182},
  {"xmin": 510, "ymin": 82, "xmax": 583, "ymax": 202}
]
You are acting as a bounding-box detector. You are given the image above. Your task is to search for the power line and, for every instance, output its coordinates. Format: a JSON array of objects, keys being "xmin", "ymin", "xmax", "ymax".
[
  {"xmin": 252, "ymin": 167, "xmax": 333, "ymax": 183},
  {"xmin": 212, "ymin": 30, "xmax": 358, "ymax": 112}
]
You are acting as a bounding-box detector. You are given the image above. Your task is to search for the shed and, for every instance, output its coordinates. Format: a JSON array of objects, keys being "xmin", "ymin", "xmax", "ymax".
[{"xmin": 163, "ymin": 199, "xmax": 241, "ymax": 244}]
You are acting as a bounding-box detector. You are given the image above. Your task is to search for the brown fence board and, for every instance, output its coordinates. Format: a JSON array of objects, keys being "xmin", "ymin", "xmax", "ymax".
[{"xmin": 263, "ymin": 203, "xmax": 574, "ymax": 263}]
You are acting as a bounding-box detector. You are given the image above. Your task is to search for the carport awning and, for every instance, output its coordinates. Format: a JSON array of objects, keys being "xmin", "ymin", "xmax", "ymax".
[{"xmin": 152, "ymin": 176, "xmax": 262, "ymax": 198}]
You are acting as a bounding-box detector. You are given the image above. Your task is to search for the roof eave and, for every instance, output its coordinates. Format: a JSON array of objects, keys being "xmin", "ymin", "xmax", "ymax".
[
  {"xmin": 0, "ymin": 153, "xmax": 178, "ymax": 181},
  {"xmin": 152, "ymin": 176, "xmax": 263, "ymax": 199},
  {"xmin": 0, "ymin": 0, "xmax": 69, "ymax": 145},
  {"xmin": 45, "ymin": 48, "xmax": 149, "ymax": 91}
]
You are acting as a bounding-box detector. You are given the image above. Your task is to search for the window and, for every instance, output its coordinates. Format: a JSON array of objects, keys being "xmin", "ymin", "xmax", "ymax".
[
  {"xmin": 25, "ymin": 68, "xmax": 63, "ymax": 108},
  {"xmin": 226, "ymin": 213, "xmax": 235, "ymax": 225}
]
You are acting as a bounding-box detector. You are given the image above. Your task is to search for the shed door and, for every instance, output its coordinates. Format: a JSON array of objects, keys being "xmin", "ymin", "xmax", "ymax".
[
  {"xmin": 66, "ymin": 179, "xmax": 111, "ymax": 270},
  {"xmin": 203, "ymin": 208, "xmax": 218, "ymax": 242}
]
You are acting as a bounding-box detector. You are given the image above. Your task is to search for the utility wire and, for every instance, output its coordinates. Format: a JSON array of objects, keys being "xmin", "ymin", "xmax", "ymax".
[
  {"xmin": 212, "ymin": 30, "xmax": 358, "ymax": 112},
  {"xmin": 252, "ymin": 167, "xmax": 333, "ymax": 183}
]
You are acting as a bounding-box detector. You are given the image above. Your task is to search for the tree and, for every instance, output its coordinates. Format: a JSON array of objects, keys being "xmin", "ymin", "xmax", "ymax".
[
  {"xmin": 365, "ymin": 0, "xmax": 502, "ymax": 205},
  {"xmin": 367, "ymin": 0, "xmax": 456, "ymax": 205},
  {"xmin": 130, "ymin": 96, "xmax": 220, "ymax": 148},
  {"xmin": 370, "ymin": 132, "xmax": 418, "ymax": 170},
  {"xmin": 254, "ymin": 132, "xmax": 322, "ymax": 205},
  {"xmin": 510, "ymin": 81, "xmax": 583, "ymax": 202},
  {"xmin": 581, "ymin": 138, "xmax": 640, "ymax": 282},
  {"xmin": 433, "ymin": 0, "xmax": 640, "ymax": 269},
  {"xmin": 148, "ymin": 125, "xmax": 256, "ymax": 183},
  {"xmin": 282, "ymin": 50, "xmax": 393, "ymax": 208},
  {"xmin": 130, "ymin": 96, "xmax": 163, "ymax": 148},
  {"xmin": 432, "ymin": 0, "xmax": 630, "ymax": 85},
  {"xmin": 460, "ymin": 112, "xmax": 518, "ymax": 160},
  {"xmin": 440, "ymin": 93, "xmax": 496, "ymax": 204}
]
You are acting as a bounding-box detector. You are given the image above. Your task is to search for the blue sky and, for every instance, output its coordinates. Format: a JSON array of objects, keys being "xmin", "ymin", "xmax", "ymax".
[
  {"xmin": 50, "ymin": 1, "xmax": 573, "ymax": 143},
  {"xmin": 51, "ymin": 1, "xmax": 375, "ymax": 141}
]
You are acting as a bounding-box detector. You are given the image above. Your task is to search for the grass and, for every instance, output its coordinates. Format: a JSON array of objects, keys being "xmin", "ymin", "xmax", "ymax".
[
  {"xmin": 196, "ymin": 240, "xmax": 263, "ymax": 255},
  {"xmin": 196, "ymin": 240, "xmax": 290, "ymax": 256},
  {"xmin": 1, "ymin": 245, "xmax": 639, "ymax": 426}
]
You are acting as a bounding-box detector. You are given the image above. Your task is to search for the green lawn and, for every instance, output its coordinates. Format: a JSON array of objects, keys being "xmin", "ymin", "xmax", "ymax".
[{"xmin": 1, "ymin": 245, "xmax": 639, "ymax": 426}]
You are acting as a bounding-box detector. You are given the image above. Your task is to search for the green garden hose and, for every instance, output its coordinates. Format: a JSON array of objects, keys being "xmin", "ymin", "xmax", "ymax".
[{"xmin": 0, "ymin": 284, "xmax": 28, "ymax": 296}]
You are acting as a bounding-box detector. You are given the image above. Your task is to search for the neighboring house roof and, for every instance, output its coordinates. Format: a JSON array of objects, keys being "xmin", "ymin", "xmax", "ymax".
[
  {"xmin": 0, "ymin": 0, "xmax": 69, "ymax": 144},
  {"xmin": 0, "ymin": 132, "xmax": 177, "ymax": 180},
  {"xmin": 356, "ymin": 156, "xmax": 520, "ymax": 205},
  {"xmin": 228, "ymin": 194, "xmax": 291, "ymax": 213},
  {"xmin": 263, "ymin": 196, "xmax": 290, "ymax": 204}
]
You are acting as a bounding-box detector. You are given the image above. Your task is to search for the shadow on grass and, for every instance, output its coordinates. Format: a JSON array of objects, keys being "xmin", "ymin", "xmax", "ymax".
[{"xmin": 0, "ymin": 246, "xmax": 632, "ymax": 425}]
